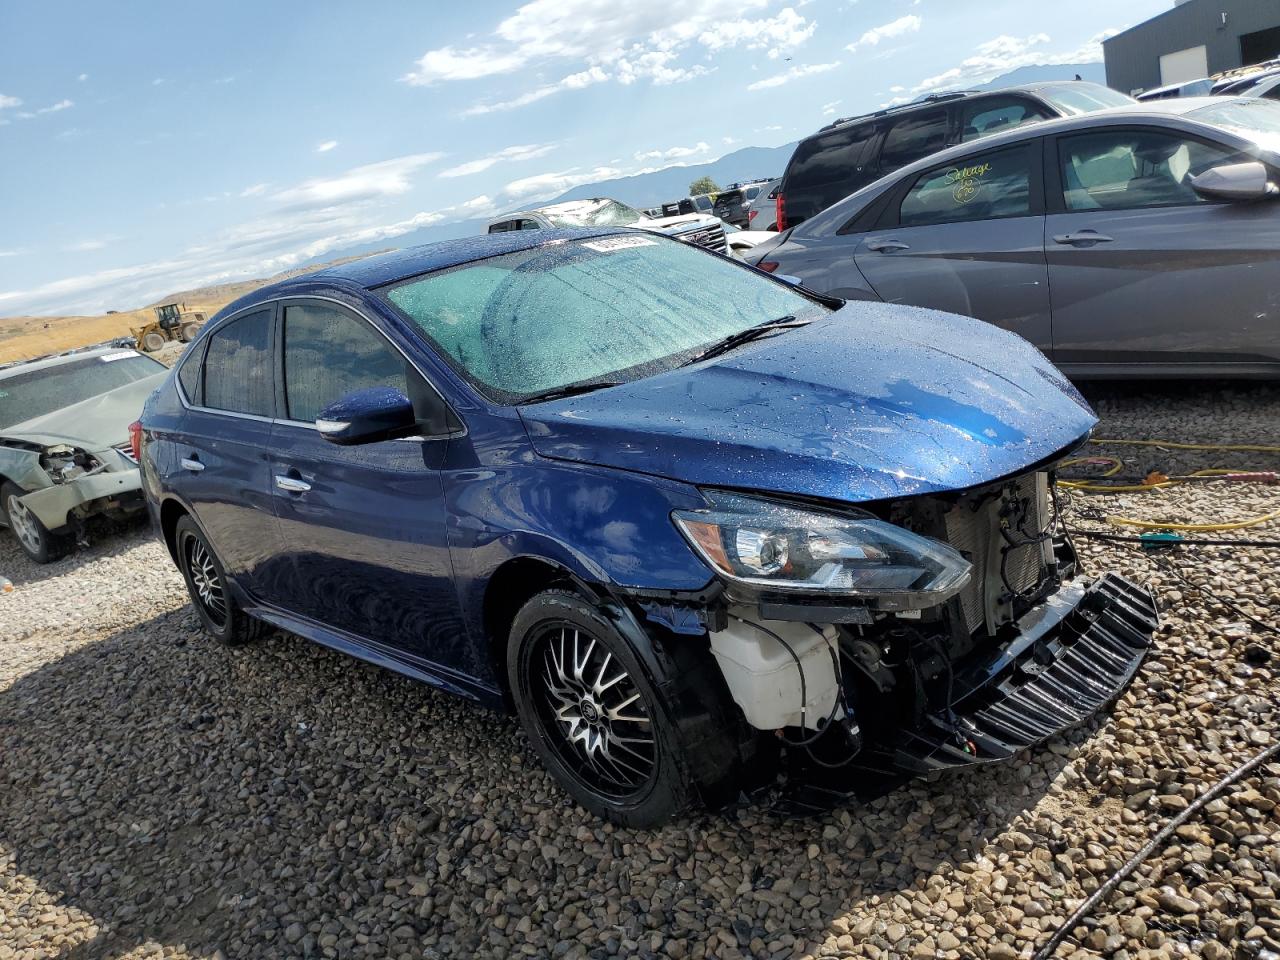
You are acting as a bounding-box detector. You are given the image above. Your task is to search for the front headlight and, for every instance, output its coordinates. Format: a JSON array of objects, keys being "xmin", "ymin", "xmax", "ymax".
[{"xmin": 673, "ymin": 492, "xmax": 971, "ymax": 609}]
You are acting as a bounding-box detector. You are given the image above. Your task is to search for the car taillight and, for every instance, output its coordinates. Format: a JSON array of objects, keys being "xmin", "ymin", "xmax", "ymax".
[
  {"xmin": 775, "ymin": 193, "xmax": 787, "ymax": 231},
  {"xmin": 748, "ymin": 209, "xmax": 757, "ymax": 223},
  {"xmin": 757, "ymin": 261, "xmax": 780, "ymax": 273},
  {"xmin": 128, "ymin": 420, "xmax": 143, "ymax": 462}
]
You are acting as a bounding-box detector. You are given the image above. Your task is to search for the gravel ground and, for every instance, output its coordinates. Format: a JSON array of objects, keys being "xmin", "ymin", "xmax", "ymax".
[{"xmin": 1, "ymin": 381, "xmax": 1277, "ymax": 960}]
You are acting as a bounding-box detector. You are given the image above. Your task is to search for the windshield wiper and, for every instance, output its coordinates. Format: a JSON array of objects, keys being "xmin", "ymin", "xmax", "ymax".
[
  {"xmin": 684, "ymin": 315, "xmax": 810, "ymax": 366},
  {"xmin": 518, "ymin": 380, "xmax": 623, "ymax": 405}
]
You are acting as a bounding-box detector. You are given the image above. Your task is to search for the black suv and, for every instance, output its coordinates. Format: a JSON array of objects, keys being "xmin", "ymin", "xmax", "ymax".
[
  {"xmin": 711, "ymin": 180, "xmax": 771, "ymax": 228},
  {"xmin": 775, "ymin": 81, "xmax": 1132, "ymax": 229}
]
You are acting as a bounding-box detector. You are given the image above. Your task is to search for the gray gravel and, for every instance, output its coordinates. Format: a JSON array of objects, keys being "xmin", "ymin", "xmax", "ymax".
[{"xmin": 1, "ymin": 381, "xmax": 1278, "ymax": 960}]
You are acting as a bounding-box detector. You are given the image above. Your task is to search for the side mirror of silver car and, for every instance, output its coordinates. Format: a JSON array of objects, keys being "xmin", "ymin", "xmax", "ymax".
[{"xmin": 1189, "ymin": 161, "xmax": 1280, "ymax": 202}]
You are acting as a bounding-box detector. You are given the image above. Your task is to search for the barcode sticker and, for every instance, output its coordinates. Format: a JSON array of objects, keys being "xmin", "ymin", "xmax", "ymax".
[
  {"xmin": 100, "ymin": 351, "xmax": 137, "ymax": 362},
  {"xmin": 581, "ymin": 236, "xmax": 658, "ymax": 253}
]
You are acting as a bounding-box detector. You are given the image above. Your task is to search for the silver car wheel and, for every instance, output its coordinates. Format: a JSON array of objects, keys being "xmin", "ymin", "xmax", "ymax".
[
  {"xmin": 535, "ymin": 625, "xmax": 657, "ymax": 795},
  {"xmin": 6, "ymin": 494, "xmax": 42, "ymax": 555},
  {"xmin": 185, "ymin": 536, "xmax": 227, "ymax": 626}
]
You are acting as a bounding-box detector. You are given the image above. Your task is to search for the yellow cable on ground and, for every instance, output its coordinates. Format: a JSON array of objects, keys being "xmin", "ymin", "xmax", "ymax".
[
  {"xmin": 1105, "ymin": 508, "xmax": 1280, "ymax": 532},
  {"xmin": 1090, "ymin": 438, "xmax": 1280, "ymax": 454},
  {"xmin": 1058, "ymin": 439, "xmax": 1280, "ymax": 531}
]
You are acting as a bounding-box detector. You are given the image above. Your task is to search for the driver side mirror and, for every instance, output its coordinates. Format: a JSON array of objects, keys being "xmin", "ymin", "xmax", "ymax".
[
  {"xmin": 1190, "ymin": 161, "xmax": 1279, "ymax": 202},
  {"xmin": 316, "ymin": 386, "xmax": 419, "ymax": 446}
]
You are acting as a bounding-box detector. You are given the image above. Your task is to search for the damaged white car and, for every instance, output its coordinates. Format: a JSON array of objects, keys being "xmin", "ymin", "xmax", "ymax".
[{"xmin": 0, "ymin": 347, "xmax": 167, "ymax": 562}]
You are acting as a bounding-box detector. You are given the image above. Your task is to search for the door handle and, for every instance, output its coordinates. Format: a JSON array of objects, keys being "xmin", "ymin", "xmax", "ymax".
[
  {"xmin": 180, "ymin": 457, "xmax": 205, "ymax": 473},
  {"xmin": 274, "ymin": 474, "xmax": 311, "ymax": 494},
  {"xmin": 1053, "ymin": 230, "xmax": 1114, "ymax": 246},
  {"xmin": 867, "ymin": 239, "xmax": 910, "ymax": 253}
]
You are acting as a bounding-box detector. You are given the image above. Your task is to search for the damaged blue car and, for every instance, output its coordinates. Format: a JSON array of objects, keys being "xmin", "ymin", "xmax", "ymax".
[{"xmin": 139, "ymin": 229, "xmax": 1157, "ymax": 826}]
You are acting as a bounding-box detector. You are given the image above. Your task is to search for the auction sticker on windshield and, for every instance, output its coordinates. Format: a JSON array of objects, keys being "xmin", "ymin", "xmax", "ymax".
[
  {"xmin": 581, "ymin": 236, "xmax": 658, "ymax": 253},
  {"xmin": 100, "ymin": 351, "xmax": 138, "ymax": 362}
]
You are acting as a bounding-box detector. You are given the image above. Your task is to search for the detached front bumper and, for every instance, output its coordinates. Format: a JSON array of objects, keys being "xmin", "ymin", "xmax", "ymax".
[
  {"xmin": 19, "ymin": 466, "xmax": 144, "ymax": 531},
  {"xmin": 889, "ymin": 572, "xmax": 1158, "ymax": 773},
  {"xmin": 782, "ymin": 573, "xmax": 1158, "ymax": 812}
]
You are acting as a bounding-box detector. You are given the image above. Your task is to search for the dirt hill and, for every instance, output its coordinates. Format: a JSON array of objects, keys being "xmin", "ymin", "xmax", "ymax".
[{"xmin": 0, "ymin": 251, "xmax": 386, "ymax": 365}]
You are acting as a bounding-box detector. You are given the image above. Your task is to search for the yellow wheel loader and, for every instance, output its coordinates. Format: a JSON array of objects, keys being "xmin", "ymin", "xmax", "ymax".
[{"xmin": 132, "ymin": 302, "xmax": 206, "ymax": 353}]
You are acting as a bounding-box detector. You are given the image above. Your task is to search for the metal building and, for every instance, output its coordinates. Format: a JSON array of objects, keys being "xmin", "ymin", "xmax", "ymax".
[{"xmin": 1103, "ymin": 0, "xmax": 1280, "ymax": 95}]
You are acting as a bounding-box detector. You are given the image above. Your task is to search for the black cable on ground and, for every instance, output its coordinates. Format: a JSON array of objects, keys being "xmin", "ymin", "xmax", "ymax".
[
  {"xmin": 1073, "ymin": 529, "xmax": 1280, "ymax": 549},
  {"xmin": 1032, "ymin": 739, "xmax": 1280, "ymax": 960},
  {"xmin": 1146, "ymin": 553, "xmax": 1279, "ymax": 639}
]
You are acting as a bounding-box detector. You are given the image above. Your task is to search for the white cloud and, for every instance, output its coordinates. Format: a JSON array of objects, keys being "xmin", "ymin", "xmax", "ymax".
[
  {"xmin": 0, "ymin": 186, "xmax": 502, "ymax": 316},
  {"xmin": 406, "ymin": 0, "xmax": 795, "ymax": 111},
  {"xmin": 633, "ymin": 141, "xmax": 710, "ymax": 163},
  {"xmin": 0, "ymin": 93, "xmax": 20, "ymax": 110},
  {"xmin": 698, "ymin": 7, "xmax": 816, "ymax": 59},
  {"xmin": 821, "ymin": 98, "xmax": 842, "ymax": 115},
  {"xmin": 402, "ymin": 46, "xmax": 531, "ymax": 85},
  {"xmin": 847, "ymin": 14, "xmax": 921, "ymax": 52},
  {"xmin": 39, "ymin": 99, "xmax": 73, "ymax": 114},
  {"xmin": 152, "ymin": 78, "xmax": 164, "ymax": 86},
  {"xmin": 503, "ymin": 165, "xmax": 624, "ymax": 200},
  {"xmin": 722, "ymin": 136, "xmax": 738, "ymax": 145},
  {"xmin": 316, "ymin": 139, "xmax": 339, "ymax": 153},
  {"xmin": 910, "ymin": 30, "xmax": 1113, "ymax": 94},
  {"xmin": 240, "ymin": 183, "xmax": 269, "ymax": 197},
  {"xmin": 462, "ymin": 65, "xmax": 607, "ymax": 115},
  {"xmin": 439, "ymin": 143, "xmax": 555, "ymax": 177},
  {"xmin": 0, "ymin": 249, "xmax": 23, "ymax": 258},
  {"xmin": 77, "ymin": 74, "xmax": 89, "ymax": 82},
  {"xmin": 272, "ymin": 153, "xmax": 443, "ymax": 210},
  {"xmin": 747, "ymin": 60, "xmax": 839, "ymax": 90},
  {"xmin": 64, "ymin": 239, "xmax": 110, "ymax": 252}
]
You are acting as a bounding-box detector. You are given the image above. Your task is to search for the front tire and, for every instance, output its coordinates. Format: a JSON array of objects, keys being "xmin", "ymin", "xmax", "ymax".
[
  {"xmin": 508, "ymin": 589, "xmax": 692, "ymax": 827},
  {"xmin": 1, "ymin": 482, "xmax": 72, "ymax": 564},
  {"xmin": 174, "ymin": 515, "xmax": 269, "ymax": 646}
]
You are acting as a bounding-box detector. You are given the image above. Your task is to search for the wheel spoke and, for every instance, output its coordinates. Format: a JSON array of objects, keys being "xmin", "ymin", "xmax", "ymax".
[{"xmin": 529, "ymin": 620, "xmax": 657, "ymax": 797}]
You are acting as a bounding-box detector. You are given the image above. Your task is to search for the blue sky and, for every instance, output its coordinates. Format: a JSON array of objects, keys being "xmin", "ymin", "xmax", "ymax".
[{"xmin": 0, "ymin": 0, "xmax": 1168, "ymax": 316}]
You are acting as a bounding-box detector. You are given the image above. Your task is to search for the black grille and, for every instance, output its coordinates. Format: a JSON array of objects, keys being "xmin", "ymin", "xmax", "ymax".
[{"xmin": 679, "ymin": 225, "xmax": 728, "ymax": 254}]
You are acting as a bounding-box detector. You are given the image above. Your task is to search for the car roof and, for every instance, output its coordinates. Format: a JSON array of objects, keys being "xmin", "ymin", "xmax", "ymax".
[
  {"xmin": 799, "ymin": 97, "xmax": 1271, "ymax": 233},
  {"xmin": 811, "ymin": 81, "xmax": 1121, "ymax": 137},
  {"xmin": 0, "ymin": 346, "xmax": 143, "ymax": 380},
  {"xmin": 862, "ymin": 97, "xmax": 1257, "ymax": 172},
  {"xmin": 214, "ymin": 227, "xmax": 634, "ymax": 314}
]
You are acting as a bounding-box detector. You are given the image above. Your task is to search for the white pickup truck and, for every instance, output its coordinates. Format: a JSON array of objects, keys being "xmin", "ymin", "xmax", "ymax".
[{"xmin": 488, "ymin": 197, "xmax": 730, "ymax": 255}]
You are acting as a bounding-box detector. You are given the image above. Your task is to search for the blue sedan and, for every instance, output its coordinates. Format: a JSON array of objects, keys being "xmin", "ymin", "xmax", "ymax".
[{"xmin": 139, "ymin": 229, "xmax": 1157, "ymax": 825}]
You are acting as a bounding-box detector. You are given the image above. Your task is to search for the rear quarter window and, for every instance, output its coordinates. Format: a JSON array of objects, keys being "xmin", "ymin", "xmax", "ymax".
[{"xmin": 784, "ymin": 122, "xmax": 879, "ymax": 223}]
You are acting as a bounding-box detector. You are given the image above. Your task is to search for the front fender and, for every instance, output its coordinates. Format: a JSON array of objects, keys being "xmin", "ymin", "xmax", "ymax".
[
  {"xmin": 443, "ymin": 419, "xmax": 716, "ymax": 650},
  {"xmin": 0, "ymin": 445, "xmax": 51, "ymax": 494}
]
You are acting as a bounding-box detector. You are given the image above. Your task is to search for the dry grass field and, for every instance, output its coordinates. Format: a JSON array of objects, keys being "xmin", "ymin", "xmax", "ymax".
[{"xmin": 0, "ymin": 252, "xmax": 384, "ymax": 365}]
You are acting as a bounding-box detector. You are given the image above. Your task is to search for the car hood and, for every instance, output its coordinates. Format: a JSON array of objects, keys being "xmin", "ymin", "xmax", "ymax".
[
  {"xmin": 519, "ymin": 305, "xmax": 1096, "ymax": 503},
  {"xmin": 0, "ymin": 373, "xmax": 166, "ymax": 449}
]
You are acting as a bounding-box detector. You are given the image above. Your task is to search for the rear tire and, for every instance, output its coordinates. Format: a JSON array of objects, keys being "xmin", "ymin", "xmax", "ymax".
[
  {"xmin": 179, "ymin": 323, "xmax": 199, "ymax": 343},
  {"xmin": 174, "ymin": 516, "xmax": 269, "ymax": 646},
  {"xmin": 142, "ymin": 332, "xmax": 166, "ymax": 352},
  {"xmin": 508, "ymin": 589, "xmax": 699, "ymax": 827},
  {"xmin": 1, "ymin": 482, "xmax": 72, "ymax": 564}
]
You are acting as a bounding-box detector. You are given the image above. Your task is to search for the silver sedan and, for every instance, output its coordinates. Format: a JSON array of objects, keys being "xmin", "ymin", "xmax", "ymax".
[{"xmin": 747, "ymin": 98, "xmax": 1280, "ymax": 378}]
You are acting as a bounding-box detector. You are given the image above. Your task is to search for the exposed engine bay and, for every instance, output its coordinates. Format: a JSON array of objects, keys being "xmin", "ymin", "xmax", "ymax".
[{"xmin": 688, "ymin": 469, "xmax": 1158, "ymax": 809}]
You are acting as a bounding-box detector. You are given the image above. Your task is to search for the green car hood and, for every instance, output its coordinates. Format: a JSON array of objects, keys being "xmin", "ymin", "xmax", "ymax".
[{"xmin": 0, "ymin": 373, "xmax": 167, "ymax": 450}]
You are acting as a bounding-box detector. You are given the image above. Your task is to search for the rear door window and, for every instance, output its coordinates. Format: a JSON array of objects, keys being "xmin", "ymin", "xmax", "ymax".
[
  {"xmin": 784, "ymin": 122, "xmax": 879, "ymax": 222},
  {"xmin": 959, "ymin": 96, "xmax": 1052, "ymax": 142},
  {"xmin": 897, "ymin": 145, "xmax": 1036, "ymax": 227},
  {"xmin": 878, "ymin": 108, "xmax": 950, "ymax": 171},
  {"xmin": 202, "ymin": 310, "xmax": 274, "ymax": 416},
  {"xmin": 281, "ymin": 303, "xmax": 410, "ymax": 423}
]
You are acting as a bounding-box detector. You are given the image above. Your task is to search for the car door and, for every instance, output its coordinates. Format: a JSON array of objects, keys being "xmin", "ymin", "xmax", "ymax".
[
  {"xmin": 172, "ymin": 306, "xmax": 288, "ymax": 597},
  {"xmin": 1044, "ymin": 125, "xmax": 1280, "ymax": 367},
  {"xmin": 268, "ymin": 297, "xmax": 468, "ymax": 674},
  {"xmin": 852, "ymin": 141, "xmax": 1054, "ymax": 352}
]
